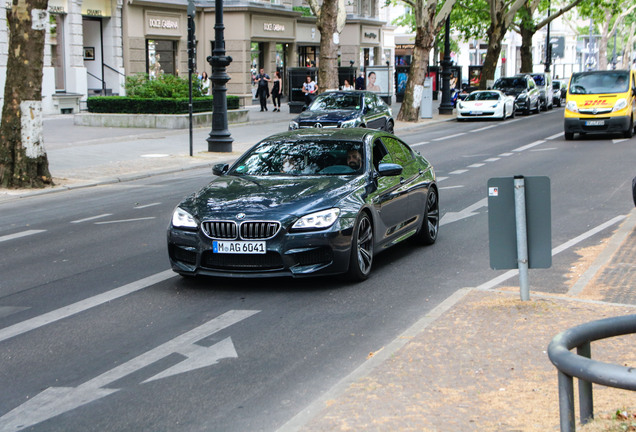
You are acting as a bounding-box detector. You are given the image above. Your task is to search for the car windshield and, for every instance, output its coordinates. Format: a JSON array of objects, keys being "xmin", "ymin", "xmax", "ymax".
[
  {"xmin": 230, "ymin": 139, "xmax": 365, "ymax": 176},
  {"xmin": 553, "ymin": 82, "xmax": 561, "ymax": 90},
  {"xmin": 308, "ymin": 93, "xmax": 362, "ymax": 111},
  {"xmin": 465, "ymin": 91, "xmax": 500, "ymax": 101},
  {"xmin": 494, "ymin": 78, "xmax": 526, "ymax": 89},
  {"xmin": 568, "ymin": 71, "xmax": 629, "ymax": 94},
  {"xmin": 531, "ymin": 75, "xmax": 545, "ymax": 86}
]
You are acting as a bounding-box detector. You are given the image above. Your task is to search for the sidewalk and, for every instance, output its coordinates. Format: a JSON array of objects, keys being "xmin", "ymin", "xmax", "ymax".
[{"xmin": 3, "ymin": 99, "xmax": 636, "ymax": 431}]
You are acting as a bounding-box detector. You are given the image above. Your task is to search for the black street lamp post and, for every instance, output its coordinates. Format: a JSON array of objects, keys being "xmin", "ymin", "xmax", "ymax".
[
  {"xmin": 438, "ymin": 16, "xmax": 453, "ymax": 115},
  {"xmin": 206, "ymin": 0, "xmax": 233, "ymax": 152},
  {"xmin": 545, "ymin": 0, "xmax": 551, "ymax": 73}
]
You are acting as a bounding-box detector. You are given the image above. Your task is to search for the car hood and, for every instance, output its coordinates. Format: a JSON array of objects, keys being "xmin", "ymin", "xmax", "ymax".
[
  {"xmin": 181, "ymin": 175, "xmax": 363, "ymax": 220},
  {"xmin": 296, "ymin": 109, "xmax": 359, "ymax": 122}
]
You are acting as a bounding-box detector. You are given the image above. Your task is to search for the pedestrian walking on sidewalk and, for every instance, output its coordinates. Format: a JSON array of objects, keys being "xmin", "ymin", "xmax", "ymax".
[
  {"xmin": 271, "ymin": 71, "xmax": 282, "ymax": 112},
  {"xmin": 255, "ymin": 68, "xmax": 271, "ymax": 111}
]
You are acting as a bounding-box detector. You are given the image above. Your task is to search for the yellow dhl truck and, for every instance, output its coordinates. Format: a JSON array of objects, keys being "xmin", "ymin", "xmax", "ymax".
[{"xmin": 564, "ymin": 69, "xmax": 636, "ymax": 140}]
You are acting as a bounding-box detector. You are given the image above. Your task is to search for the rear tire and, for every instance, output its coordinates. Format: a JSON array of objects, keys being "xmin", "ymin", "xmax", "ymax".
[
  {"xmin": 385, "ymin": 119, "xmax": 394, "ymax": 134},
  {"xmin": 346, "ymin": 212, "xmax": 374, "ymax": 281},
  {"xmin": 413, "ymin": 187, "xmax": 439, "ymax": 245}
]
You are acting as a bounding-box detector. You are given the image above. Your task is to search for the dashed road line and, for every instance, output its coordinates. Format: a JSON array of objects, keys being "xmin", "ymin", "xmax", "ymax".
[
  {"xmin": 546, "ymin": 132, "xmax": 563, "ymax": 140},
  {"xmin": 449, "ymin": 169, "xmax": 468, "ymax": 175},
  {"xmin": 0, "ymin": 230, "xmax": 46, "ymax": 243},
  {"xmin": 484, "ymin": 157, "xmax": 500, "ymax": 162},
  {"xmin": 433, "ymin": 132, "xmax": 466, "ymax": 141},
  {"xmin": 95, "ymin": 217, "xmax": 156, "ymax": 225},
  {"xmin": 134, "ymin": 202, "xmax": 161, "ymax": 209},
  {"xmin": 513, "ymin": 140, "xmax": 545, "ymax": 152},
  {"xmin": 467, "ymin": 163, "xmax": 485, "ymax": 168},
  {"xmin": 71, "ymin": 214, "xmax": 112, "ymax": 224}
]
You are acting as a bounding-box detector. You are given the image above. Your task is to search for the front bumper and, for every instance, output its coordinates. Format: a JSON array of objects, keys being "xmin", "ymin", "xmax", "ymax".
[
  {"xmin": 564, "ymin": 115, "xmax": 631, "ymax": 134},
  {"xmin": 167, "ymin": 219, "xmax": 355, "ymax": 278}
]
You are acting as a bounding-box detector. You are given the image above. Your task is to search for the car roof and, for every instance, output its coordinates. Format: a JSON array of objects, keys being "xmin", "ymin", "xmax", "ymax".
[{"xmin": 262, "ymin": 128, "xmax": 381, "ymax": 142}]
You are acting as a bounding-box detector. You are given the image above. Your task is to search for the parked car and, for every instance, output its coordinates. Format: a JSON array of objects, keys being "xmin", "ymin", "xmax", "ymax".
[
  {"xmin": 552, "ymin": 80, "xmax": 566, "ymax": 107},
  {"xmin": 530, "ymin": 72, "xmax": 553, "ymax": 111},
  {"xmin": 167, "ymin": 128, "xmax": 439, "ymax": 281},
  {"xmin": 456, "ymin": 90, "xmax": 515, "ymax": 121},
  {"xmin": 289, "ymin": 90, "xmax": 394, "ymax": 133},
  {"xmin": 493, "ymin": 74, "xmax": 540, "ymax": 115}
]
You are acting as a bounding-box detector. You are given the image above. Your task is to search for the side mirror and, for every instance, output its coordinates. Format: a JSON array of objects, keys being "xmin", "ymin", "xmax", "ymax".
[
  {"xmin": 377, "ymin": 163, "xmax": 403, "ymax": 177},
  {"xmin": 212, "ymin": 163, "xmax": 229, "ymax": 176}
]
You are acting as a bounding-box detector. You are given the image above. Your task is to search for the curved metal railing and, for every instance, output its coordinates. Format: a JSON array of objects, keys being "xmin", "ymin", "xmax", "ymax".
[{"xmin": 547, "ymin": 314, "xmax": 636, "ymax": 432}]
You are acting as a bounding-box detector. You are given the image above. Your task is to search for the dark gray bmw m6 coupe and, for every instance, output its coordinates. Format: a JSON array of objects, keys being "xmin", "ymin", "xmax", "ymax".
[{"xmin": 168, "ymin": 128, "xmax": 438, "ymax": 280}]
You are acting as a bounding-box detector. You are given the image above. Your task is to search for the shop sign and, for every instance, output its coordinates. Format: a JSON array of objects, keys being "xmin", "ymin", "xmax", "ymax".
[
  {"xmin": 82, "ymin": 0, "xmax": 111, "ymax": 17},
  {"xmin": 252, "ymin": 15, "xmax": 295, "ymax": 39},
  {"xmin": 145, "ymin": 12, "xmax": 182, "ymax": 36},
  {"xmin": 263, "ymin": 22, "xmax": 285, "ymax": 32},
  {"xmin": 48, "ymin": 0, "xmax": 66, "ymax": 14},
  {"xmin": 361, "ymin": 26, "xmax": 380, "ymax": 44}
]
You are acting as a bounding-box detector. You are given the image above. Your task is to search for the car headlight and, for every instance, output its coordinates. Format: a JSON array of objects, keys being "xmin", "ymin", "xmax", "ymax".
[
  {"xmin": 172, "ymin": 207, "xmax": 198, "ymax": 229},
  {"xmin": 566, "ymin": 100, "xmax": 578, "ymax": 113},
  {"xmin": 289, "ymin": 121, "xmax": 299, "ymax": 130},
  {"xmin": 516, "ymin": 93, "xmax": 527, "ymax": 101},
  {"xmin": 340, "ymin": 118, "xmax": 359, "ymax": 128},
  {"xmin": 613, "ymin": 98, "xmax": 627, "ymax": 112},
  {"xmin": 291, "ymin": 208, "xmax": 340, "ymax": 230},
  {"xmin": 457, "ymin": 102, "xmax": 464, "ymax": 109}
]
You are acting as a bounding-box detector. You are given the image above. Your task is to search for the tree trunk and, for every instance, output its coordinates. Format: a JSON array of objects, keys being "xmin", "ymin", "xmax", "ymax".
[
  {"xmin": 518, "ymin": 5, "xmax": 535, "ymax": 73},
  {"xmin": 597, "ymin": 10, "xmax": 611, "ymax": 71},
  {"xmin": 397, "ymin": 34, "xmax": 432, "ymax": 122},
  {"xmin": 317, "ymin": 0, "xmax": 339, "ymax": 92},
  {"xmin": 0, "ymin": 0, "xmax": 53, "ymax": 188},
  {"xmin": 479, "ymin": 24, "xmax": 505, "ymax": 89}
]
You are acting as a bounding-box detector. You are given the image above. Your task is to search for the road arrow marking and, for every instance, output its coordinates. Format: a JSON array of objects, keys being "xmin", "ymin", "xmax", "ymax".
[
  {"xmin": 0, "ymin": 309, "xmax": 259, "ymax": 431},
  {"xmin": 440, "ymin": 198, "xmax": 488, "ymax": 226}
]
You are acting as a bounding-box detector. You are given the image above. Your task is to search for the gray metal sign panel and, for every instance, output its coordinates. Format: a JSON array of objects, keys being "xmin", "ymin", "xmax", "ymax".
[{"xmin": 488, "ymin": 176, "xmax": 552, "ymax": 270}]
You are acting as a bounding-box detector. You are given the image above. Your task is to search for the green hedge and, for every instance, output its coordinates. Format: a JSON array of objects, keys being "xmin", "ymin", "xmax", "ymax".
[{"xmin": 86, "ymin": 96, "xmax": 240, "ymax": 114}]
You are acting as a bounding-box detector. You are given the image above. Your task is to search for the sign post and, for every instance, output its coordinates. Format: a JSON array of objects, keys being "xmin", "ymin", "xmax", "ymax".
[{"xmin": 488, "ymin": 176, "xmax": 552, "ymax": 300}]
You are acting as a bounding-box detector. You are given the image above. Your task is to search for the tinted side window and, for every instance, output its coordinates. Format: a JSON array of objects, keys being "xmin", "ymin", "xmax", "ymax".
[{"xmin": 382, "ymin": 137, "xmax": 412, "ymax": 166}]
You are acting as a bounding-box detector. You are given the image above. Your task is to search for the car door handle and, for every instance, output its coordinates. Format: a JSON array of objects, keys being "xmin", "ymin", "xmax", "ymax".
[{"xmin": 400, "ymin": 177, "xmax": 405, "ymax": 184}]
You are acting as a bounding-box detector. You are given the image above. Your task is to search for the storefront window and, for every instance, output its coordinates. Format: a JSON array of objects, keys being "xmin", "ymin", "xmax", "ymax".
[
  {"xmin": 50, "ymin": 13, "xmax": 65, "ymax": 91},
  {"xmin": 251, "ymin": 42, "xmax": 263, "ymax": 84},
  {"xmin": 147, "ymin": 39, "xmax": 176, "ymax": 77},
  {"xmin": 298, "ymin": 46, "xmax": 318, "ymax": 67}
]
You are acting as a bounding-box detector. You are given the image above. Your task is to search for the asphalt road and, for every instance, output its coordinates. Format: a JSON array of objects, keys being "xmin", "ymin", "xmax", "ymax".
[{"xmin": 1, "ymin": 108, "xmax": 634, "ymax": 431}]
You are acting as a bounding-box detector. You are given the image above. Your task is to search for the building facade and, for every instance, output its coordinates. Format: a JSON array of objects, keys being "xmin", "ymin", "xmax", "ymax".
[{"xmin": 1, "ymin": 0, "xmax": 393, "ymax": 114}]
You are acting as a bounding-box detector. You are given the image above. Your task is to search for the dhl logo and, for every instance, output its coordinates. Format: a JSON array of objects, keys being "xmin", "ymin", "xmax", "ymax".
[{"xmin": 582, "ymin": 100, "xmax": 608, "ymax": 107}]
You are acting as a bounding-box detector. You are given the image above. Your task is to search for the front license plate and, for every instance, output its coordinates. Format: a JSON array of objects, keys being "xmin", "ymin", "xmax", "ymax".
[
  {"xmin": 213, "ymin": 240, "xmax": 266, "ymax": 254},
  {"xmin": 471, "ymin": 111, "xmax": 483, "ymax": 115},
  {"xmin": 585, "ymin": 120, "xmax": 604, "ymax": 126}
]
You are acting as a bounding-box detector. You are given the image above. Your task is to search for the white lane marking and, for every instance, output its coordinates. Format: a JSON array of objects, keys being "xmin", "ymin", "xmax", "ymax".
[
  {"xmin": 546, "ymin": 132, "xmax": 563, "ymax": 140},
  {"xmin": 530, "ymin": 148, "xmax": 557, "ymax": 152},
  {"xmin": 433, "ymin": 132, "xmax": 466, "ymax": 141},
  {"xmin": 0, "ymin": 270, "xmax": 175, "ymax": 343},
  {"xmin": 0, "ymin": 306, "xmax": 30, "ymax": 319},
  {"xmin": 0, "ymin": 230, "xmax": 46, "ymax": 243},
  {"xmin": 613, "ymin": 138, "xmax": 629, "ymax": 144},
  {"xmin": 475, "ymin": 215, "xmax": 627, "ymax": 291},
  {"xmin": 467, "ymin": 163, "xmax": 485, "ymax": 168},
  {"xmin": 440, "ymin": 198, "xmax": 488, "ymax": 226},
  {"xmin": 134, "ymin": 202, "xmax": 161, "ymax": 209},
  {"xmin": 95, "ymin": 217, "xmax": 156, "ymax": 225},
  {"xmin": 0, "ymin": 310, "xmax": 260, "ymax": 431},
  {"xmin": 449, "ymin": 169, "xmax": 468, "ymax": 175},
  {"xmin": 499, "ymin": 153, "xmax": 513, "ymax": 157},
  {"xmin": 70, "ymin": 214, "xmax": 112, "ymax": 224},
  {"xmin": 411, "ymin": 141, "xmax": 430, "ymax": 146},
  {"xmin": 484, "ymin": 157, "xmax": 500, "ymax": 162},
  {"xmin": 437, "ymin": 176, "xmax": 448, "ymax": 182},
  {"xmin": 513, "ymin": 140, "xmax": 545, "ymax": 152},
  {"xmin": 473, "ymin": 125, "xmax": 498, "ymax": 132},
  {"xmin": 439, "ymin": 185, "xmax": 464, "ymax": 190},
  {"xmin": 141, "ymin": 154, "xmax": 169, "ymax": 158}
]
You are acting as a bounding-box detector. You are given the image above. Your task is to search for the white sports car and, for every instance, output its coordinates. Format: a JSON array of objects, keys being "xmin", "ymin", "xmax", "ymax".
[{"xmin": 456, "ymin": 90, "xmax": 515, "ymax": 121}]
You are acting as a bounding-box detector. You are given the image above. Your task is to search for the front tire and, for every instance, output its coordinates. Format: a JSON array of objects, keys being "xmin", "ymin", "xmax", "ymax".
[
  {"xmin": 385, "ymin": 119, "xmax": 394, "ymax": 134},
  {"xmin": 623, "ymin": 117, "xmax": 634, "ymax": 139},
  {"xmin": 346, "ymin": 212, "xmax": 374, "ymax": 281},
  {"xmin": 414, "ymin": 187, "xmax": 439, "ymax": 245},
  {"xmin": 564, "ymin": 132, "xmax": 574, "ymax": 140}
]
